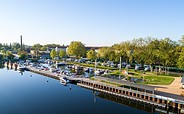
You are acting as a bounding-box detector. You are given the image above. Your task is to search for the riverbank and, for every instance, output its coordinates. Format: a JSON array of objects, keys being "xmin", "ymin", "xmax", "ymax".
[
  {"xmin": 26, "ymin": 65, "xmax": 184, "ymax": 112},
  {"xmin": 4, "ymin": 62, "xmax": 184, "ymax": 112}
]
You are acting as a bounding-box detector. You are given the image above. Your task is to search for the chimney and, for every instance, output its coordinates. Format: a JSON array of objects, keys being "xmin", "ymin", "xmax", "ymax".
[{"xmin": 20, "ymin": 35, "xmax": 22, "ymax": 51}]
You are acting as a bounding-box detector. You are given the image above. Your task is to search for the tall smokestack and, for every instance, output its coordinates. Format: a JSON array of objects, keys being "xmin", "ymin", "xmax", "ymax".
[{"xmin": 20, "ymin": 35, "xmax": 22, "ymax": 51}]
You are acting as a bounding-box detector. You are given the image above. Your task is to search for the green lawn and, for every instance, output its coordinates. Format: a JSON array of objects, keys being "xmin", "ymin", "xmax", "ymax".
[
  {"xmin": 138, "ymin": 76, "xmax": 174, "ymax": 85},
  {"xmin": 69, "ymin": 62, "xmax": 176, "ymax": 85},
  {"xmin": 112, "ymin": 69, "xmax": 175, "ymax": 85}
]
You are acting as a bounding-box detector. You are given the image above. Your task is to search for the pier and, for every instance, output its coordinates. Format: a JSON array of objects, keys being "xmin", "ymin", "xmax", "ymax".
[{"xmin": 25, "ymin": 66, "xmax": 84, "ymax": 82}]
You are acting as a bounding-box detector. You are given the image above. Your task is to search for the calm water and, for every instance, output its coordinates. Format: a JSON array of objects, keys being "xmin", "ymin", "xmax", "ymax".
[{"xmin": 0, "ymin": 67, "xmax": 171, "ymax": 114}]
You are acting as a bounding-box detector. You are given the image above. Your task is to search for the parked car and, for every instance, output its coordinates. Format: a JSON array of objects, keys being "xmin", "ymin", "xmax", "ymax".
[
  {"xmin": 134, "ymin": 64, "xmax": 144, "ymax": 70},
  {"xmin": 144, "ymin": 65, "xmax": 150, "ymax": 71},
  {"xmin": 135, "ymin": 64, "xmax": 140, "ymax": 70}
]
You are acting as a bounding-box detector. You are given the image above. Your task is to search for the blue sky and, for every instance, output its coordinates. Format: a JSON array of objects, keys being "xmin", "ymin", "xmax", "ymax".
[{"xmin": 0, "ymin": 0, "xmax": 184, "ymax": 46}]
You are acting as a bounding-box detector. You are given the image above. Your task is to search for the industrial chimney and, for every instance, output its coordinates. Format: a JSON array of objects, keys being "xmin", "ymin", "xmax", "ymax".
[{"xmin": 20, "ymin": 35, "xmax": 22, "ymax": 51}]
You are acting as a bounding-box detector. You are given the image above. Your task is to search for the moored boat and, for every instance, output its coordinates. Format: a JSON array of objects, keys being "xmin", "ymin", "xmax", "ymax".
[{"xmin": 60, "ymin": 77, "xmax": 67, "ymax": 85}]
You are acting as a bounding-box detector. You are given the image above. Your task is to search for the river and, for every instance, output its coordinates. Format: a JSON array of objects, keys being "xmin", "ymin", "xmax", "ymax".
[{"xmin": 0, "ymin": 67, "xmax": 177, "ymax": 114}]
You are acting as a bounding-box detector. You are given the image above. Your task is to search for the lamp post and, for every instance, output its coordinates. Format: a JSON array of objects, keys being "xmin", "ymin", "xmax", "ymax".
[
  {"xmin": 119, "ymin": 56, "xmax": 122, "ymax": 79},
  {"xmin": 55, "ymin": 47, "xmax": 58, "ymax": 68},
  {"xmin": 95, "ymin": 59, "xmax": 97, "ymax": 77}
]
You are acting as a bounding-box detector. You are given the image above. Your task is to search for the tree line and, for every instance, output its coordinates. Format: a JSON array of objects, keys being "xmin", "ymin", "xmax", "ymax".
[
  {"xmin": 96, "ymin": 36, "xmax": 184, "ymax": 69},
  {"xmin": 49, "ymin": 37, "xmax": 184, "ymax": 69},
  {"xmin": 1, "ymin": 36, "xmax": 184, "ymax": 69}
]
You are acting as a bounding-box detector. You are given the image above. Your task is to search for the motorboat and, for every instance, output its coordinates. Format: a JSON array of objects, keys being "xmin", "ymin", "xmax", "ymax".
[
  {"xmin": 60, "ymin": 77, "xmax": 67, "ymax": 85},
  {"xmin": 17, "ymin": 64, "xmax": 26, "ymax": 71}
]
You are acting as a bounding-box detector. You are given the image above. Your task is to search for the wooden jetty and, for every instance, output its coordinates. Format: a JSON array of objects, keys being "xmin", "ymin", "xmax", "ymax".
[{"xmin": 26, "ymin": 66, "xmax": 83, "ymax": 82}]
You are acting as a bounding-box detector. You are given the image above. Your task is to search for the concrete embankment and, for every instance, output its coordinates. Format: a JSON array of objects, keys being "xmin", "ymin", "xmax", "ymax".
[{"xmin": 78, "ymin": 78, "xmax": 184, "ymax": 113}]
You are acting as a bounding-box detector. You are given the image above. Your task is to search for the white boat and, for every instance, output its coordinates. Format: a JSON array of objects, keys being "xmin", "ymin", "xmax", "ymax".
[
  {"xmin": 17, "ymin": 65, "xmax": 26, "ymax": 71},
  {"xmin": 60, "ymin": 77, "xmax": 67, "ymax": 85}
]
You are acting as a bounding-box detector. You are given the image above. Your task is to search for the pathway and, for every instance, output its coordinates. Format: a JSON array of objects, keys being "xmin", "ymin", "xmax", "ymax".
[{"xmin": 151, "ymin": 77, "xmax": 182, "ymax": 95}]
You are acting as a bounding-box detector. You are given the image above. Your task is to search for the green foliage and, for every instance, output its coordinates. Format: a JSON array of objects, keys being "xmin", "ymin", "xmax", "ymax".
[
  {"xmin": 19, "ymin": 53, "xmax": 26, "ymax": 60},
  {"xmin": 97, "ymin": 47, "xmax": 110, "ymax": 61},
  {"xmin": 32, "ymin": 44, "xmax": 42, "ymax": 50},
  {"xmin": 67, "ymin": 41, "xmax": 86, "ymax": 58},
  {"xmin": 6, "ymin": 51, "xmax": 14, "ymax": 60},
  {"xmin": 43, "ymin": 44, "xmax": 61, "ymax": 48},
  {"xmin": 140, "ymin": 76, "xmax": 174, "ymax": 85},
  {"xmin": 12, "ymin": 42, "xmax": 21, "ymax": 50},
  {"xmin": 59, "ymin": 50, "xmax": 66, "ymax": 58},
  {"xmin": 40, "ymin": 46, "xmax": 47, "ymax": 51},
  {"xmin": 50, "ymin": 49, "xmax": 56, "ymax": 59},
  {"xmin": 179, "ymin": 35, "xmax": 184, "ymax": 45},
  {"xmin": 0, "ymin": 54, "xmax": 3, "ymax": 60},
  {"xmin": 0, "ymin": 43, "xmax": 2, "ymax": 49},
  {"xmin": 177, "ymin": 48, "xmax": 184, "ymax": 68},
  {"xmin": 97, "ymin": 37, "xmax": 182, "ymax": 69},
  {"xmin": 32, "ymin": 43, "xmax": 42, "ymax": 59},
  {"xmin": 87, "ymin": 50, "xmax": 96, "ymax": 60}
]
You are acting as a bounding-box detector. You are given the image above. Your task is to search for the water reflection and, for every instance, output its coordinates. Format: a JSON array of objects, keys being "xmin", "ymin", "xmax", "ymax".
[
  {"xmin": 96, "ymin": 92, "xmax": 178, "ymax": 114},
  {"xmin": 0, "ymin": 62, "xmax": 4, "ymax": 69},
  {"xmin": 0, "ymin": 68, "xmax": 179, "ymax": 114}
]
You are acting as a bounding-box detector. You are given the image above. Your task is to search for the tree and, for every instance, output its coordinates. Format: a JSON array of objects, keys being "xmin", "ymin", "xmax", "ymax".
[
  {"xmin": 108, "ymin": 50, "xmax": 115, "ymax": 61},
  {"xmin": 19, "ymin": 53, "xmax": 26, "ymax": 60},
  {"xmin": 12, "ymin": 42, "xmax": 20, "ymax": 50},
  {"xmin": 50, "ymin": 49, "xmax": 56, "ymax": 59},
  {"xmin": 97, "ymin": 47, "xmax": 110, "ymax": 61},
  {"xmin": 0, "ymin": 54, "xmax": 3, "ymax": 61},
  {"xmin": 32, "ymin": 44, "xmax": 42, "ymax": 59},
  {"xmin": 179, "ymin": 35, "xmax": 184, "ymax": 46},
  {"xmin": 177, "ymin": 47, "xmax": 184, "ymax": 68},
  {"xmin": 87, "ymin": 50, "xmax": 96, "ymax": 60},
  {"xmin": 40, "ymin": 46, "xmax": 47, "ymax": 51},
  {"xmin": 18, "ymin": 50, "xmax": 27, "ymax": 60},
  {"xmin": 32, "ymin": 44, "xmax": 42, "ymax": 50},
  {"xmin": 6, "ymin": 51, "xmax": 14, "ymax": 60},
  {"xmin": 67, "ymin": 41, "xmax": 86, "ymax": 58},
  {"xmin": 59, "ymin": 50, "xmax": 66, "ymax": 59},
  {"xmin": 43, "ymin": 44, "xmax": 61, "ymax": 48},
  {"xmin": 0, "ymin": 43, "xmax": 2, "ymax": 49}
]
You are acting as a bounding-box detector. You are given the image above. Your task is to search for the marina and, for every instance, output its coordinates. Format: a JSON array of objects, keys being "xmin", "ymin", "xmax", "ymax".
[
  {"xmin": 0, "ymin": 67, "xmax": 158, "ymax": 114},
  {"xmin": 4, "ymin": 62, "xmax": 184, "ymax": 113},
  {"xmin": 1, "ymin": 1, "xmax": 184, "ymax": 113}
]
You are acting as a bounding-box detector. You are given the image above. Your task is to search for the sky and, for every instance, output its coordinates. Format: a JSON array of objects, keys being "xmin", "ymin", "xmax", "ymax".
[{"xmin": 0, "ymin": 0, "xmax": 184, "ymax": 46}]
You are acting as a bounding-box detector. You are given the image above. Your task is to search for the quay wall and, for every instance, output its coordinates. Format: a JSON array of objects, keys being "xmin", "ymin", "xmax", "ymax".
[{"xmin": 78, "ymin": 80, "xmax": 184, "ymax": 112}]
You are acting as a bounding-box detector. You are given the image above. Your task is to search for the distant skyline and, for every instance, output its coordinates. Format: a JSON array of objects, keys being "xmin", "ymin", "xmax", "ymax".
[{"xmin": 0, "ymin": 0, "xmax": 184, "ymax": 46}]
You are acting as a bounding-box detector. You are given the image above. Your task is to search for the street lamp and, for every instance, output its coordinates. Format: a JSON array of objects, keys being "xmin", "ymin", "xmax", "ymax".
[
  {"xmin": 119, "ymin": 56, "xmax": 122, "ymax": 79},
  {"xmin": 95, "ymin": 59, "xmax": 97, "ymax": 77}
]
